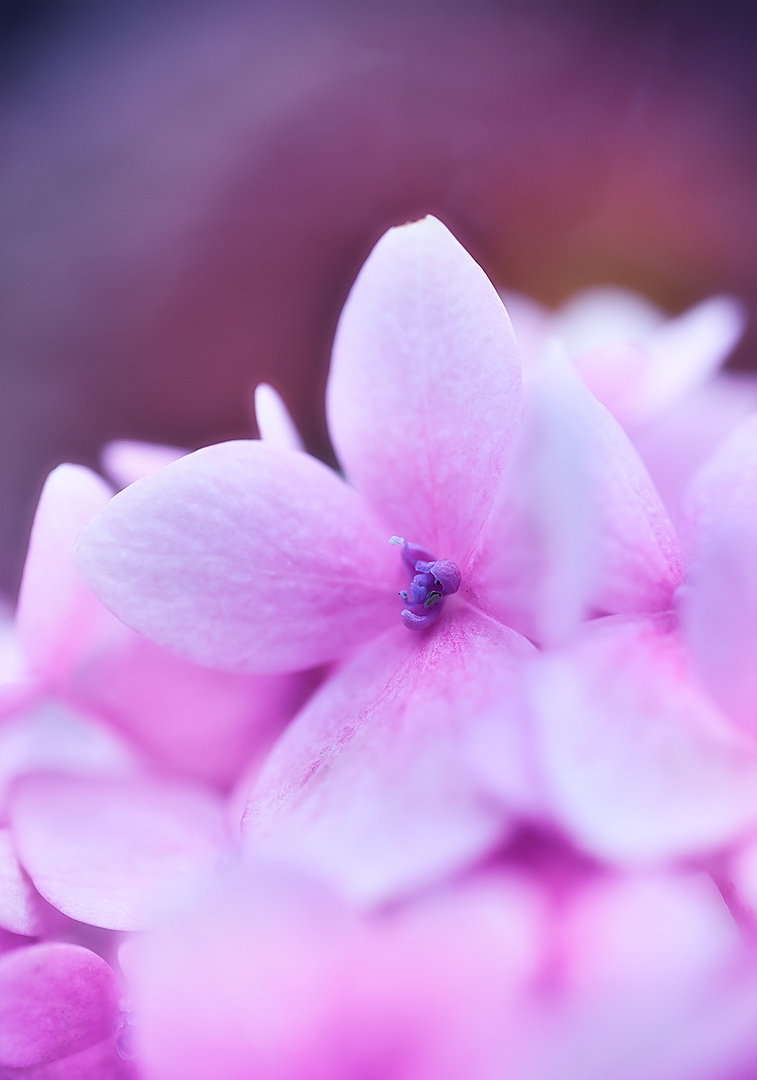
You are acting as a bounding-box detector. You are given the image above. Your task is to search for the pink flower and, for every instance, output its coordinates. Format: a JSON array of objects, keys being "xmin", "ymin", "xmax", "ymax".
[
  {"xmin": 74, "ymin": 216, "xmax": 683, "ymax": 904},
  {"xmin": 2, "ymin": 461, "xmax": 307, "ymax": 793}
]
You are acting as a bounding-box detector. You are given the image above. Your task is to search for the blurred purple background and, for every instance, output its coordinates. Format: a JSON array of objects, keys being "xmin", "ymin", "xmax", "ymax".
[{"xmin": 2, "ymin": 0, "xmax": 755, "ymax": 597}]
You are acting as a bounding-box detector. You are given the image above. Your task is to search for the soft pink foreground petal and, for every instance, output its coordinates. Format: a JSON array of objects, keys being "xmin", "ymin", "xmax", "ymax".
[
  {"xmin": 10, "ymin": 775, "xmax": 228, "ymax": 930},
  {"xmin": 242, "ymin": 607, "xmax": 535, "ymax": 904},
  {"xmin": 680, "ymin": 413, "xmax": 757, "ymax": 730},
  {"xmin": 74, "ymin": 440, "xmax": 399, "ymax": 674},
  {"xmin": 472, "ymin": 355, "xmax": 683, "ymax": 645},
  {"xmin": 101, "ymin": 439, "xmax": 187, "ymax": 488},
  {"xmin": 15, "ymin": 465, "xmax": 116, "ymax": 686},
  {"xmin": 530, "ymin": 616, "xmax": 757, "ymax": 864},
  {"xmin": 523, "ymin": 873, "xmax": 757, "ymax": 1080},
  {"xmin": 131, "ymin": 862, "xmax": 544, "ymax": 1080},
  {"xmin": 327, "ymin": 216, "xmax": 521, "ymax": 564},
  {"xmin": 254, "ymin": 383, "xmax": 305, "ymax": 451},
  {"xmin": 72, "ymin": 633, "xmax": 312, "ymax": 789},
  {"xmin": 0, "ymin": 943, "xmax": 120, "ymax": 1067},
  {"xmin": 0, "ymin": 828, "xmax": 44, "ymax": 936}
]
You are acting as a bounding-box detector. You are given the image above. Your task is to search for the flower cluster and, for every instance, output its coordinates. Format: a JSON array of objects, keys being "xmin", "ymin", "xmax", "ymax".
[{"xmin": 1, "ymin": 217, "xmax": 756, "ymax": 1079}]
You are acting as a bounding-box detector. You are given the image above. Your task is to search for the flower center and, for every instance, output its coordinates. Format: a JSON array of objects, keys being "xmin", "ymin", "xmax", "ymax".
[{"xmin": 390, "ymin": 536, "xmax": 461, "ymax": 631}]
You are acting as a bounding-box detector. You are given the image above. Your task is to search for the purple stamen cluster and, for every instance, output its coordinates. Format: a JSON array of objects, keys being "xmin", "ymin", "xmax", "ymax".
[{"xmin": 390, "ymin": 537, "xmax": 462, "ymax": 631}]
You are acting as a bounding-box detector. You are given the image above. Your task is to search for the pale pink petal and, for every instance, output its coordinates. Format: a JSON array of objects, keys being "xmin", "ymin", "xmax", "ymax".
[
  {"xmin": 327, "ymin": 216, "xmax": 521, "ymax": 565},
  {"xmin": 254, "ymin": 383, "xmax": 305, "ymax": 451},
  {"xmin": 498, "ymin": 289, "xmax": 550, "ymax": 376},
  {"xmin": 555, "ymin": 285, "xmax": 665, "ymax": 352},
  {"xmin": 15, "ymin": 466, "xmax": 116, "ymax": 686},
  {"xmin": 74, "ymin": 440, "xmax": 399, "ymax": 674},
  {"xmin": 530, "ymin": 616, "xmax": 757, "ymax": 864},
  {"xmin": 10, "ymin": 775, "xmax": 228, "ymax": 930},
  {"xmin": 731, "ymin": 839, "xmax": 757, "ymax": 919},
  {"xmin": 568, "ymin": 294, "xmax": 745, "ymax": 430},
  {"xmin": 633, "ymin": 373, "xmax": 757, "ymax": 530},
  {"xmin": 683, "ymin": 411, "xmax": 757, "ymax": 542},
  {"xmin": 101, "ymin": 439, "xmax": 187, "ymax": 488},
  {"xmin": 0, "ymin": 700, "xmax": 139, "ymax": 822},
  {"xmin": 635, "ymin": 294, "xmax": 746, "ymax": 421},
  {"xmin": 0, "ymin": 943, "xmax": 120, "ymax": 1067},
  {"xmin": 471, "ymin": 355, "xmax": 683, "ymax": 645},
  {"xmin": 0, "ymin": 827, "xmax": 44, "ymax": 936},
  {"xmin": 242, "ymin": 607, "xmax": 534, "ymax": 903},
  {"xmin": 1, "ymin": 1037, "xmax": 135, "ymax": 1079},
  {"xmin": 130, "ymin": 861, "xmax": 543, "ymax": 1080},
  {"xmin": 72, "ymin": 633, "xmax": 313, "ymax": 789},
  {"xmin": 525, "ymin": 873, "xmax": 757, "ymax": 1080},
  {"xmin": 680, "ymin": 413, "xmax": 757, "ymax": 730}
]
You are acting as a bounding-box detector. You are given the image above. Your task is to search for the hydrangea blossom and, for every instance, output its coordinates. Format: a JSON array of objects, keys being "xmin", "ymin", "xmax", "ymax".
[{"xmin": 2, "ymin": 216, "xmax": 757, "ymax": 1079}]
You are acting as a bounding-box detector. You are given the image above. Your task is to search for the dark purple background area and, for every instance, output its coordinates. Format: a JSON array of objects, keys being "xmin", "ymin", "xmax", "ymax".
[{"xmin": 2, "ymin": 1, "xmax": 755, "ymax": 596}]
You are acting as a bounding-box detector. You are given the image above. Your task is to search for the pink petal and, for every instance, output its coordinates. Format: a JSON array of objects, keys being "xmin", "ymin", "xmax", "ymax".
[
  {"xmin": 130, "ymin": 862, "xmax": 543, "ymax": 1080},
  {"xmin": 254, "ymin": 383, "xmax": 305, "ymax": 451},
  {"xmin": 72, "ymin": 633, "xmax": 312, "ymax": 789},
  {"xmin": 570, "ymin": 295, "xmax": 745, "ymax": 430},
  {"xmin": 10, "ymin": 775, "xmax": 228, "ymax": 930},
  {"xmin": 101, "ymin": 439, "xmax": 187, "ymax": 488},
  {"xmin": 0, "ymin": 1037, "xmax": 135, "ymax": 1079},
  {"xmin": 530, "ymin": 615, "xmax": 757, "ymax": 864},
  {"xmin": 327, "ymin": 216, "xmax": 521, "ymax": 565},
  {"xmin": 15, "ymin": 466, "xmax": 115, "ymax": 687},
  {"xmin": 635, "ymin": 294, "xmax": 746, "ymax": 421},
  {"xmin": 0, "ymin": 943, "xmax": 120, "ymax": 1067},
  {"xmin": 471, "ymin": 355, "xmax": 683, "ymax": 645},
  {"xmin": 74, "ymin": 440, "xmax": 399, "ymax": 674},
  {"xmin": 555, "ymin": 285, "xmax": 665, "ymax": 351},
  {"xmin": 242, "ymin": 606, "xmax": 534, "ymax": 903},
  {"xmin": 0, "ymin": 701, "xmax": 139, "ymax": 821},
  {"xmin": 527, "ymin": 873, "xmax": 757, "ymax": 1080},
  {"xmin": 680, "ymin": 413, "xmax": 757, "ymax": 730},
  {"xmin": 0, "ymin": 828, "xmax": 44, "ymax": 936},
  {"xmin": 633, "ymin": 373, "xmax": 757, "ymax": 531}
]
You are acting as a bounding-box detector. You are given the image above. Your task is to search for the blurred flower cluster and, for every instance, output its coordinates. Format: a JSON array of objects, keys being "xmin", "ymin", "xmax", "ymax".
[{"xmin": 1, "ymin": 215, "xmax": 756, "ymax": 1079}]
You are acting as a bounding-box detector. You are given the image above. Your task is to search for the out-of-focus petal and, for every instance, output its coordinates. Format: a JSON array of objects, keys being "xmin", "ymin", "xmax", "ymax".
[
  {"xmin": 0, "ymin": 943, "xmax": 120, "ymax": 1067},
  {"xmin": 680, "ymin": 414, "xmax": 757, "ymax": 730},
  {"xmin": 0, "ymin": 1037, "xmax": 135, "ymax": 1078},
  {"xmin": 530, "ymin": 616, "xmax": 757, "ymax": 864},
  {"xmin": 570, "ymin": 295, "xmax": 745, "ymax": 430},
  {"xmin": 472, "ymin": 355, "xmax": 683, "ymax": 645},
  {"xmin": 254, "ymin": 383, "xmax": 305, "ymax": 451},
  {"xmin": 10, "ymin": 775, "xmax": 228, "ymax": 930},
  {"xmin": 71, "ymin": 633, "xmax": 311, "ymax": 790},
  {"xmin": 555, "ymin": 286, "xmax": 665, "ymax": 352},
  {"xmin": 0, "ymin": 827, "xmax": 44, "ymax": 936},
  {"xmin": 327, "ymin": 216, "xmax": 521, "ymax": 565},
  {"xmin": 633, "ymin": 373, "xmax": 757, "ymax": 530},
  {"xmin": 101, "ymin": 439, "xmax": 187, "ymax": 488},
  {"xmin": 635, "ymin": 295, "xmax": 747, "ymax": 420},
  {"xmin": 242, "ymin": 607, "xmax": 534, "ymax": 904},
  {"xmin": 524, "ymin": 873, "xmax": 757, "ymax": 1080},
  {"xmin": 0, "ymin": 700, "xmax": 139, "ymax": 822},
  {"xmin": 15, "ymin": 465, "xmax": 116, "ymax": 687},
  {"xmin": 74, "ymin": 440, "xmax": 399, "ymax": 674},
  {"xmin": 130, "ymin": 861, "xmax": 544, "ymax": 1080}
]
